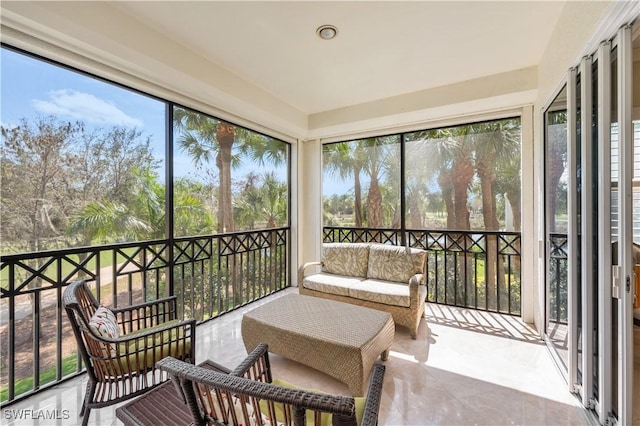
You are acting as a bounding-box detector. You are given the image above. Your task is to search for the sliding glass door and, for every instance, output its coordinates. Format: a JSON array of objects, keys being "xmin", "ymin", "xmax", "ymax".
[
  {"xmin": 544, "ymin": 83, "xmax": 569, "ymax": 377},
  {"xmin": 543, "ymin": 24, "xmax": 635, "ymax": 425}
]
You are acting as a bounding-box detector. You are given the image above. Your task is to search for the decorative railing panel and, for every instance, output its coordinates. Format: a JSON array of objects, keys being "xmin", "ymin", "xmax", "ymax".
[
  {"xmin": 0, "ymin": 227, "xmax": 289, "ymax": 405},
  {"xmin": 549, "ymin": 233, "xmax": 568, "ymax": 324},
  {"xmin": 323, "ymin": 227, "xmax": 521, "ymax": 315}
]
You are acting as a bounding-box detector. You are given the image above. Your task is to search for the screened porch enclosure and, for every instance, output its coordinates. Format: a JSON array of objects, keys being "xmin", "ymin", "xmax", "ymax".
[{"xmin": 0, "ymin": 44, "xmax": 525, "ymax": 406}]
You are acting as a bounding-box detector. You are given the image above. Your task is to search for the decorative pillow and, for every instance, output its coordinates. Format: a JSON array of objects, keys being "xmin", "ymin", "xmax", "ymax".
[
  {"xmin": 322, "ymin": 243, "xmax": 370, "ymax": 278},
  {"xmin": 260, "ymin": 378, "xmax": 366, "ymax": 426},
  {"xmin": 88, "ymin": 306, "xmax": 119, "ymax": 356},
  {"xmin": 367, "ymin": 244, "xmax": 426, "ymax": 283}
]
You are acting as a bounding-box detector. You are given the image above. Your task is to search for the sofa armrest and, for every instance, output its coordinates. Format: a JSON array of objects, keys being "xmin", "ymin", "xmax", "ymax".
[
  {"xmin": 409, "ymin": 273, "xmax": 425, "ymax": 286},
  {"xmin": 409, "ymin": 273, "xmax": 425, "ymax": 309},
  {"xmin": 298, "ymin": 261, "xmax": 323, "ymax": 286}
]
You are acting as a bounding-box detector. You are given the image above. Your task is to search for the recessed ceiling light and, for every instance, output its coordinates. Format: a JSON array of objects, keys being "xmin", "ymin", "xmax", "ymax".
[{"xmin": 317, "ymin": 25, "xmax": 338, "ymax": 40}]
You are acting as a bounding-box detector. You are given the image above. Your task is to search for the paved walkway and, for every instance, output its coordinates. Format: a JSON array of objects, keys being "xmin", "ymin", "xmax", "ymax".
[{"xmin": 1, "ymin": 262, "xmax": 137, "ymax": 323}]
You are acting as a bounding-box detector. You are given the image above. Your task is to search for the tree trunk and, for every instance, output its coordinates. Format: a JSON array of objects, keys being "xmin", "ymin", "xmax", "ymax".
[
  {"xmin": 506, "ymin": 189, "xmax": 522, "ymax": 231},
  {"xmin": 477, "ymin": 165, "xmax": 499, "ymax": 231},
  {"xmin": 391, "ymin": 204, "xmax": 401, "ymax": 229},
  {"xmin": 408, "ymin": 197, "xmax": 422, "ymax": 229},
  {"xmin": 367, "ymin": 174, "xmax": 383, "ymax": 228},
  {"xmin": 354, "ymin": 167, "xmax": 363, "ymax": 227},
  {"xmin": 438, "ymin": 169, "xmax": 455, "ymax": 229},
  {"xmin": 216, "ymin": 123, "xmax": 236, "ymax": 233},
  {"xmin": 451, "ymin": 155, "xmax": 473, "ymax": 230}
]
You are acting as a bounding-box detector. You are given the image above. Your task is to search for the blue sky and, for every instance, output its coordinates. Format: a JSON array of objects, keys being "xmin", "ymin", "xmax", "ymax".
[
  {"xmin": 1, "ymin": 48, "xmax": 168, "ymax": 173},
  {"xmin": 0, "ymin": 47, "xmax": 326, "ymax": 192}
]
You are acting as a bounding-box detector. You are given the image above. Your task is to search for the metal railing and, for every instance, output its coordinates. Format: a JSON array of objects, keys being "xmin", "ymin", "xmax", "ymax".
[
  {"xmin": 549, "ymin": 233, "xmax": 568, "ymax": 324},
  {"xmin": 0, "ymin": 227, "xmax": 289, "ymax": 405},
  {"xmin": 323, "ymin": 226, "xmax": 521, "ymax": 315}
]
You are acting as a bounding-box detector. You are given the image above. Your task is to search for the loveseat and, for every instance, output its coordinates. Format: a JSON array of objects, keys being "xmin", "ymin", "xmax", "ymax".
[{"xmin": 299, "ymin": 243, "xmax": 427, "ymax": 339}]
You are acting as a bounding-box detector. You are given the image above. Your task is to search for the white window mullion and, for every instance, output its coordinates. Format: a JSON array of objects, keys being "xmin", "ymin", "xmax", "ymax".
[
  {"xmin": 567, "ymin": 67, "xmax": 579, "ymax": 393},
  {"xmin": 616, "ymin": 24, "xmax": 633, "ymax": 426},
  {"xmin": 596, "ymin": 40, "xmax": 612, "ymax": 423},
  {"xmin": 580, "ymin": 54, "xmax": 594, "ymax": 409}
]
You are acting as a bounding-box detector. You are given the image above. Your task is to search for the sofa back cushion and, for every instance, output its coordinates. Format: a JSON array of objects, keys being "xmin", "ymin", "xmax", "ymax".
[
  {"xmin": 322, "ymin": 243, "xmax": 370, "ymax": 278},
  {"xmin": 367, "ymin": 244, "xmax": 426, "ymax": 283}
]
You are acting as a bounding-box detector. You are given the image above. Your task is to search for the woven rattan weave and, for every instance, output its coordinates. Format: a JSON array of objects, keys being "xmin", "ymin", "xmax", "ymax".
[
  {"xmin": 241, "ymin": 294, "xmax": 394, "ymax": 396},
  {"xmin": 157, "ymin": 343, "xmax": 385, "ymax": 426}
]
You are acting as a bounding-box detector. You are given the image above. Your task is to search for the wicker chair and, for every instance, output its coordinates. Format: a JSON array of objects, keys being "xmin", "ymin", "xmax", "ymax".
[
  {"xmin": 157, "ymin": 343, "xmax": 385, "ymax": 426},
  {"xmin": 63, "ymin": 280, "xmax": 196, "ymax": 426}
]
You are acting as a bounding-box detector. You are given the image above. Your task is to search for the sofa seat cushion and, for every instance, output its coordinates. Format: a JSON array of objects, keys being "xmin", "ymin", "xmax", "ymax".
[
  {"xmin": 322, "ymin": 243, "xmax": 370, "ymax": 278},
  {"xmin": 347, "ymin": 279, "xmax": 426, "ymax": 308},
  {"xmin": 302, "ymin": 272, "xmax": 364, "ymax": 297},
  {"xmin": 367, "ymin": 245, "xmax": 426, "ymax": 283}
]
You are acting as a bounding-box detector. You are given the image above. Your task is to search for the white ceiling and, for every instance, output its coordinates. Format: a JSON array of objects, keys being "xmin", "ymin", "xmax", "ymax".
[{"xmin": 112, "ymin": 1, "xmax": 567, "ymax": 115}]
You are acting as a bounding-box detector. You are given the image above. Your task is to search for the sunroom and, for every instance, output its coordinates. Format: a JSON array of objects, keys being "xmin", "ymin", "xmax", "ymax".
[{"xmin": 1, "ymin": 1, "xmax": 639, "ymax": 425}]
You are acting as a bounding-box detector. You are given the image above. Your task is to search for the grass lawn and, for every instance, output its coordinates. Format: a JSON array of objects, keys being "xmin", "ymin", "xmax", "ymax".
[{"xmin": 0, "ymin": 354, "xmax": 79, "ymax": 403}]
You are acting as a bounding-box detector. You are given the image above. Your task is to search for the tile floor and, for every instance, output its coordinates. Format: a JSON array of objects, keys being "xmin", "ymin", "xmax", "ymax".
[{"xmin": 3, "ymin": 289, "xmax": 600, "ymax": 425}]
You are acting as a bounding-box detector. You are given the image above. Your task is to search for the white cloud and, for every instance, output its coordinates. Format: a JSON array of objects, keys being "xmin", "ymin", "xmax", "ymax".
[{"xmin": 32, "ymin": 90, "xmax": 143, "ymax": 127}]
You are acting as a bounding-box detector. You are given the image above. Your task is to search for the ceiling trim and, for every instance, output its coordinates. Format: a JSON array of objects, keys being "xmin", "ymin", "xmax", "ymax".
[
  {"xmin": 312, "ymin": 99, "xmax": 534, "ymax": 145},
  {"xmin": 309, "ymin": 66, "xmax": 537, "ymax": 137}
]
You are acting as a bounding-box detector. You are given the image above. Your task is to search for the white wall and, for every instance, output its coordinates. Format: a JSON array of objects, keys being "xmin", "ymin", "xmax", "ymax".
[{"xmin": 297, "ymin": 139, "xmax": 323, "ymax": 275}]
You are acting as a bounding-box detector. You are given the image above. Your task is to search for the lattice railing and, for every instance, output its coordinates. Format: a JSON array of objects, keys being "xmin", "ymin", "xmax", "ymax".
[
  {"xmin": 549, "ymin": 233, "xmax": 568, "ymax": 324},
  {"xmin": 0, "ymin": 227, "xmax": 289, "ymax": 405}
]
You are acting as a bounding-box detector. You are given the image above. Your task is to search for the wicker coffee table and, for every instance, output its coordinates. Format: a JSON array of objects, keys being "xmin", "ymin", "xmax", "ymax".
[{"xmin": 241, "ymin": 293, "xmax": 394, "ymax": 396}]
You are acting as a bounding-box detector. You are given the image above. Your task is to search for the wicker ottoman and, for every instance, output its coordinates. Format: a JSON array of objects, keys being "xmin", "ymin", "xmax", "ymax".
[{"xmin": 241, "ymin": 293, "xmax": 394, "ymax": 396}]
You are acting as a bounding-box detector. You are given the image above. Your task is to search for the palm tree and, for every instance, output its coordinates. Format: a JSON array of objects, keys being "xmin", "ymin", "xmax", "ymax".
[
  {"xmin": 67, "ymin": 167, "xmax": 164, "ymax": 243},
  {"xmin": 67, "ymin": 200, "xmax": 152, "ymax": 243},
  {"xmin": 323, "ymin": 137, "xmax": 399, "ymax": 229},
  {"xmin": 174, "ymin": 108, "xmax": 237, "ymax": 232},
  {"xmin": 173, "ymin": 178, "xmax": 216, "ymax": 236},
  {"xmin": 323, "ymin": 142, "xmax": 366, "ymax": 227},
  {"xmin": 361, "ymin": 137, "xmax": 387, "ymax": 228},
  {"xmin": 260, "ymin": 172, "xmax": 288, "ymax": 228},
  {"xmin": 466, "ymin": 119, "xmax": 521, "ymax": 310},
  {"xmin": 471, "ymin": 118, "xmax": 521, "ymax": 231},
  {"xmin": 407, "ymin": 128, "xmax": 472, "ymax": 230},
  {"xmin": 174, "ymin": 107, "xmax": 287, "ymax": 233}
]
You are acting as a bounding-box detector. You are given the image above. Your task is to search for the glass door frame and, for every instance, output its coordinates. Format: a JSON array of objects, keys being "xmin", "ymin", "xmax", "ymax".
[
  {"xmin": 542, "ymin": 23, "xmax": 635, "ymax": 425},
  {"xmin": 614, "ymin": 24, "xmax": 634, "ymax": 425},
  {"xmin": 579, "ymin": 54, "xmax": 596, "ymax": 411},
  {"xmin": 542, "ymin": 78, "xmax": 575, "ymax": 388},
  {"xmin": 595, "ymin": 39, "xmax": 613, "ymax": 424}
]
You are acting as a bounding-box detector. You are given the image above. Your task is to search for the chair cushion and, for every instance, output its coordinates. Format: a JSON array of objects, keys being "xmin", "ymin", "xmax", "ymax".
[
  {"xmin": 260, "ymin": 377, "xmax": 365, "ymax": 426},
  {"xmin": 99, "ymin": 321, "xmax": 191, "ymax": 375},
  {"xmin": 322, "ymin": 243, "xmax": 370, "ymax": 278},
  {"xmin": 367, "ymin": 245, "xmax": 426, "ymax": 283},
  {"xmin": 302, "ymin": 272, "xmax": 364, "ymax": 297},
  {"xmin": 88, "ymin": 306, "xmax": 119, "ymax": 356}
]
